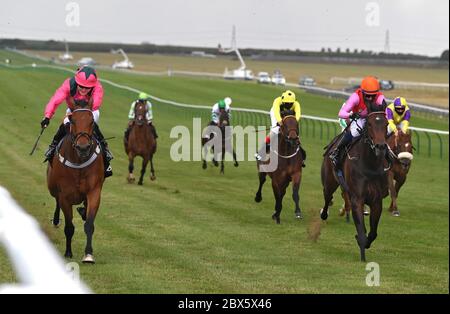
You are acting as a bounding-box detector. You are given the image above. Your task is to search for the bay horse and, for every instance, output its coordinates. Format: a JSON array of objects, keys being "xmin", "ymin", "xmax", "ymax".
[
  {"xmin": 320, "ymin": 111, "xmax": 389, "ymax": 261},
  {"xmin": 124, "ymin": 101, "xmax": 157, "ymax": 185},
  {"xmin": 254, "ymin": 113, "xmax": 304, "ymax": 224},
  {"xmin": 386, "ymin": 130, "xmax": 413, "ymax": 216},
  {"xmin": 201, "ymin": 110, "xmax": 238, "ymax": 174},
  {"xmin": 47, "ymin": 107, "xmax": 104, "ymax": 263}
]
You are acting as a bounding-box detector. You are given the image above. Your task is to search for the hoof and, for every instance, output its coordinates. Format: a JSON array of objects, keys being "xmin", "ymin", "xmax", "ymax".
[
  {"xmin": 82, "ymin": 254, "xmax": 95, "ymax": 264},
  {"xmin": 202, "ymin": 163, "xmax": 207, "ymax": 169},
  {"xmin": 320, "ymin": 208, "xmax": 328, "ymax": 221},
  {"xmin": 51, "ymin": 219, "xmax": 61, "ymax": 228},
  {"xmin": 127, "ymin": 176, "xmax": 135, "ymax": 184},
  {"xmin": 64, "ymin": 252, "xmax": 73, "ymax": 259},
  {"xmin": 138, "ymin": 181, "xmax": 143, "ymax": 186},
  {"xmin": 213, "ymin": 160, "xmax": 219, "ymax": 167},
  {"xmin": 338, "ymin": 207, "xmax": 345, "ymax": 216},
  {"xmin": 295, "ymin": 212, "xmax": 303, "ymax": 219},
  {"xmin": 272, "ymin": 214, "xmax": 280, "ymax": 224},
  {"xmin": 234, "ymin": 162, "xmax": 239, "ymax": 167},
  {"xmin": 254, "ymin": 194, "xmax": 262, "ymax": 203},
  {"xmin": 150, "ymin": 175, "xmax": 156, "ymax": 181},
  {"xmin": 392, "ymin": 210, "xmax": 400, "ymax": 217},
  {"xmin": 363, "ymin": 208, "xmax": 370, "ymax": 216}
]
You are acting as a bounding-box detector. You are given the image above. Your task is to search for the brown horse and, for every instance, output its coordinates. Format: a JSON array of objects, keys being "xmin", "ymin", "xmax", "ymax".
[
  {"xmin": 320, "ymin": 112, "xmax": 389, "ymax": 261},
  {"xmin": 201, "ymin": 110, "xmax": 238, "ymax": 174},
  {"xmin": 386, "ymin": 130, "xmax": 413, "ymax": 216},
  {"xmin": 47, "ymin": 108, "xmax": 104, "ymax": 263},
  {"xmin": 124, "ymin": 102, "xmax": 157, "ymax": 185},
  {"xmin": 254, "ymin": 114, "xmax": 304, "ymax": 223}
]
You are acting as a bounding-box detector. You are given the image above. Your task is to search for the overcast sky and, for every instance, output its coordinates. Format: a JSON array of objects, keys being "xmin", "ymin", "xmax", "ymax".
[{"xmin": 0, "ymin": 0, "xmax": 448, "ymax": 56}]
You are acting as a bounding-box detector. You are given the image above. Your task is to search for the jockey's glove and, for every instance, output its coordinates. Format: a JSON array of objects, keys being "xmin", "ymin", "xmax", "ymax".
[
  {"xmin": 349, "ymin": 113, "xmax": 360, "ymax": 120},
  {"xmin": 41, "ymin": 117, "xmax": 50, "ymax": 129}
]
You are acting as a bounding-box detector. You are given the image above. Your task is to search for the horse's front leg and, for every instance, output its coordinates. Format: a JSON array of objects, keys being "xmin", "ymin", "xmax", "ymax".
[
  {"xmin": 82, "ymin": 188, "xmax": 101, "ymax": 264},
  {"xmin": 51, "ymin": 199, "xmax": 61, "ymax": 227},
  {"xmin": 351, "ymin": 196, "xmax": 368, "ymax": 262},
  {"xmin": 254, "ymin": 171, "xmax": 266, "ymax": 203},
  {"xmin": 127, "ymin": 153, "xmax": 136, "ymax": 183},
  {"xmin": 220, "ymin": 148, "xmax": 225, "ymax": 174},
  {"xmin": 60, "ymin": 198, "xmax": 74, "ymax": 259},
  {"xmin": 388, "ymin": 171, "xmax": 396, "ymax": 213},
  {"xmin": 201, "ymin": 143, "xmax": 208, "ymax": 170},
  {"xmin": 272, "ymin": 180, "xmax": 287, "ymax": 224},
  {"xmin": 392, "ymin": 174, "xmax": 406, "ymax": 217},
  {"xmin": 292, "ymin": 172, "xmax": 303, "ymax": 219},
  {"xmin": 366, "ymin": 199, "xmax": 382, "ymax": 249},
  {"xmin": 138, "ymin": 157, "xmax": 149, "ymax": 185},
  {"xmin": 233, "ymin": 149, "xmax": 239, "ymax": 167}
]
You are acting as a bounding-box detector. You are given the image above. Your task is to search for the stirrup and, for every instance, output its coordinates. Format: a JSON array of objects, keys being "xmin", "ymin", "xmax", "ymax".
[{"xmin": 254, "ymin": 153, "xmax": 262, "ymax": 161}]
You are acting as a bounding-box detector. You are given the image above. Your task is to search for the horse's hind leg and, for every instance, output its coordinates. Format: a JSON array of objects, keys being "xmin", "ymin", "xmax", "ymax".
[
  {"xmin": 254, "ymin": 171, "xmax": 267, "ymax": 203},
  {"xmin": 149, "ymin": 154, "xmax": 156, "ymax": 181},
  {"xmin": 127, "ymin": 153, "xmax": 136, "ymax": 183},
  {"xmin": 52, "ymin": 199, "xmax": 61, "ymax": 227},
  {"xmin": 202, "ymin": 144, "xmax": 208, "ymax": 170},
  {"xmin": 320, "ymin": 165, "xmax": 339, "ymax": 220},
  {"xmin": 292, "ymin": 172, "xmax": 303, "ymax": 219},
  {"xmin": 138, "ymin": 157, "xmax": 149, "ymax": 185},
  {"xmin": 366, "ymin": 200, "xmax": 382, "ymax": 249}
]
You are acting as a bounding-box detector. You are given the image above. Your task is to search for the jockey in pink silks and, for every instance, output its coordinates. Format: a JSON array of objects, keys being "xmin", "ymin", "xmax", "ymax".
[
  {"xmin": 40, "ymin": 66, "xmax": 113, "ymax": 178},
  {"xmin": 328, "ymin": 76, "xmax": 388, "ymax": 168}
]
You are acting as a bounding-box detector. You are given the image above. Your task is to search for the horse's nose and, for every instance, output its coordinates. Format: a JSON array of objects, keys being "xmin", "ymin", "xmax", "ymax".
[
  {"xmin": 375, "ymin": 143, "xmax": 386, "ymax": 150},
  {"xmin": 76, "ymin": 143, "xmax": 90, "ymax": 152}
]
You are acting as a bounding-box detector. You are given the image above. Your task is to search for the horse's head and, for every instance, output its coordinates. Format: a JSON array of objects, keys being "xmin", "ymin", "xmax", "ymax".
[
  {"xmin": 134, "ymin": 101, "xmax": 148, "ymax": 126},
  {"xmin": 394, "ymin": 131, "xmax": 413, "ymax": 168},
  {"xmin": 68, "ymin": 108, "xmax": 95, "ymax": 159},
  {"xmin": 365, "ymin": 111, "xmax": 388, "ymax": 157},
  {"xmin": 280, "ymin": 112, "xmax": 299, "ymax": 147},
  {"xmin": 218, "ymin": 110, "xmax": 229, "ymax": 128}
]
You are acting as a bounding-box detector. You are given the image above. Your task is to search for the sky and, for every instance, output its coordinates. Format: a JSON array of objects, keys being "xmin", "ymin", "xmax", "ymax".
[{"xmin": 0, "ymin": 0, "xmax": 448, "ymax": 57}]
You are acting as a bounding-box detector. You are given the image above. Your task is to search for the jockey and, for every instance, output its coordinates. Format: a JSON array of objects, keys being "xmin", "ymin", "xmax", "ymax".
[
  {"xmin": 329, "ymin": 76, "xmax": 387, "ymax": 167},
  {"xmin": 124, "ymin": 92, "xmax": 158, "ymax": 142},
  {"xmin": 386, "ymin": 97, "xmax": 411, "ymax": 135},
  {"xmin": 203, "ymin": 97, "xmax": 232, "ymax": 140},
  {"xmin": 255, "ymin": 90, "xmax": 306, "ymax": 167},
  {"xmin": 41, "ymin": 66, "xmax": 113, "ymax": 178},
  {"xmin": 210, "ymin": 97, "xmax": 232, "ymax": 126}
]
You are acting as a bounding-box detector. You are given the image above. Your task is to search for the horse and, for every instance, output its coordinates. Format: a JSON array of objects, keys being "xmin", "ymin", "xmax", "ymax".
[
  {"xmin": 320, "ymin": 111, "xmax": 389, "ymax": 261},
  {"xmin": 124, "ymin": 101, "xmax": 157, "ymax": 185},
  {"xmin": 47, "ymin": 107, "xmax": 104, "ymax": 263},
  {"xmin": 386, "ymin": 130, "xmax": 413, "ymax": 216},
  {"xmin": 201, "ymin": 110, "xmax": 238, "ymax": 174},
  {"xmin": 254, "ymin": 113, "xmax": 304, "ymax": 224}
]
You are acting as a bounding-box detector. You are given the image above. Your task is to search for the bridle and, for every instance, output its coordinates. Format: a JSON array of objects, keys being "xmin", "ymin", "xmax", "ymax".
[
  {"xmin": 134, "ymin": 102, "xmax": 148, "ymax": 126},
  {"xmin": 275, "ymin": 115, "xmax": 300, "ymax": 159},
  {"xmin": 70, "ymin": 108, "xmax": 94, "ymax": 156},
  {"xmin": 361, "ymin": 111, "xmax": 387, "ymax": 153}
]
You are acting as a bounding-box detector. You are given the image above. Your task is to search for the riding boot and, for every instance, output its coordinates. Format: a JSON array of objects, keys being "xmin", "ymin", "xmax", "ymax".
[
  {"xmin": 255, "ymin": 142, "xmax": 271, "ymax": 161},
  {"xmin": 149, "ymin": 123, "xmax": 158, "ymax": 139},
  {"xmin": 93, "ymin": 123, "xmax": 113, "ymax": 178},
  {"xmin": 329, "ymin": 131, "xmax": 353, "ymax": 167},
  {"xmin": 44, "ymin": 123, "xmax": 67, "ymax": 162}
]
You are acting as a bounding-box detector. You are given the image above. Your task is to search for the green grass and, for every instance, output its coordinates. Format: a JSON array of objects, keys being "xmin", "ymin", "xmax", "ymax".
[{"xmin": 0, "ymin": 61, "xmax": 448, "ymax": 293}]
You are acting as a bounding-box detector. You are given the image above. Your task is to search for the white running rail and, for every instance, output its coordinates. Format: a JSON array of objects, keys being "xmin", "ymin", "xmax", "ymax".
[
  {"xmin": 0, "ymin": 186, "xmax": 90, "ymax": 294},
  {"xmin": 1, "ymin": 60, "xmax": 448, "ymax": 136}
]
